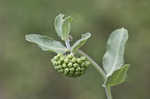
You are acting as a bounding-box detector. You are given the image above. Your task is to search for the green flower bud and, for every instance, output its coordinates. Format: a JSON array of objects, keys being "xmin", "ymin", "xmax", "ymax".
[
  {"xmin": 52, "ymin": 61, "xmax": 57, "ymax": 65},
  {"xmin": 85, "ymin": 61, "xmax": 90, "ymax": 68},
  {"xmin": 85, "ymin": 61, "xmax": 90, "ymax": 65},
  {"xmin": 54, "ymin": 65, "xmax": 61, "ymax": 70},
  {"xmin": 64, "ymin": 58, "xmax": 69, "ymax": 63},
  {"xmin": 81, "ymin": 62, "xmax": 85, "ymax": 67},
  {"xmin": 51, "ymin": 53, "xmax": 90, "ymax": 78},
  {"xmin": 76, "ymin": 67, "xmax": 81, "ymax": 72},
  {"xmin": 58, "ymin": 69, "xmax": 64, "ymax": 73},
  {"xmin": 51, "ymin": 58, "xmax": 55, "ymax": 62},
  {"xmin": 77, "ymin": 58, "xmax": 82, "ymax": 64},
  {"xmin": 68, "ymin": 62, "xmax": 73, "ymax": 67},
  {"xmin": 57, "ymin": 60, "xmax": 62, "ymax": 65},
  {"xmin": 80, "ymin": 56, "xmax": 86, "ymax": 61},
  {"xmin": 54, "ymin": 54, "xmax": 61, "ymax": 60},
  {"xmin": 67, "ymin": 54, "xmax": 73, "ymax": 59},
  {"xmin": 57, "ymin": 53, "xmax": 63, "ymax": 57},
  {"xmin": 64, "ymin": 68, "xmax": 69, "ymax": 75},
  {"xmin": 62, "ymin": 63, "xmax": 67, "ymax": 68},
  {"xmin": 73, "ymin": 63, "xmax": 79, "ymax": 68},
  {"xmin": 70, "ymin": 68, "xmax": 75, "ymax": 72},
  {"xmin": 71, "ymin": 57, "xmax": 77, "ymax": 63},
  {"xmin": 53, "ymin": 56, "xmax": 58, "ymax": 60},
  {"xmin": 60, "ymin": 57, "xmax": 65, "ymax": 62}
]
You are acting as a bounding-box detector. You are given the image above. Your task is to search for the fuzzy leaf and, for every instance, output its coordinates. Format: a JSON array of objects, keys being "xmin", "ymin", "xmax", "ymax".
[
  {"xmin": 103, "ymin": 28, "xmax": 128, "ymax": 76},
  {"xmin": 54, "ymin": 14, "xmax": 64, "ymax": 39},
  {"xmin": 25, "ymin": 34, "xmax": 67, "ymax": 54},
  {"xmin": 54, "ymin": 14, "xmax": 72, "ymax": 40},
  {"xmin": 62, "ymin": 16, "xmax": 72, "ymax": 40},
  {"xmin": 105, "ymin": 64, "xmax": 130, "ymax": 86},
  {"xmin": 71, "ymin": 32, "xmax": 91, "ymax": 52}
]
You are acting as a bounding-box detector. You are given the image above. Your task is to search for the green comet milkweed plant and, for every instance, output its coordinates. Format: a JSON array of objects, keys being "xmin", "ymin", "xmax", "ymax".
[{"xmin": 25, "ymin": 13, "xmax": 130, "ymax": 99}]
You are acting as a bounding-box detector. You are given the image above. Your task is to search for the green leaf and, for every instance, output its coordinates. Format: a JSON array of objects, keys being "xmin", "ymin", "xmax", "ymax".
[
  {"xmin": 71, "ymin": 32, "xmax": 91, "ymax": 52},
  {"xmin": 54, "ymin": 14, "xmax": 64, "ymax": 39},
  {"xmin": 54, "ymin": 14, "xmax": 72, "ymax": 40},
  {"xmin": 105, "ymin": 64, "xmax": 130, "ymax": 86},
  {"xmin": 25, "ymin": 34, "xmax": 68, "ymax": 54},
  {"xmin": 103, "ymin": 28, "xmax": 128, "ymax": 76},
  {"xmin": 62, "ymin": 16, "xmax": 72, "ymax": 40}
]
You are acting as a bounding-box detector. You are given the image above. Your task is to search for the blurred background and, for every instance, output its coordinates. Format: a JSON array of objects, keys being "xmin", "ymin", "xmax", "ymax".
[{"xmin": 0, "ymin": 0, "xmax": 150, "ymax": 99}]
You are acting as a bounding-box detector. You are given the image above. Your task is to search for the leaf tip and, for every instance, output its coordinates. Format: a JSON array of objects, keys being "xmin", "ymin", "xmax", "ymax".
[
  {"xmin": 82, "ymin": 32, "xmax": 92, "ymax": 38},
  {"xmin": 57, "ymin": 13, "xmax": 64, "ymax": 17},
  {"xmin": 120, "ymin": 27, "xmax": 128, "ymax": 33},
  {"xmin": 123, "ymin": 64, "xmax": 130, "ymax": 70},
  {"xmin": 25, "ymin": 34, "xmax": 31, "ymax": 42}
]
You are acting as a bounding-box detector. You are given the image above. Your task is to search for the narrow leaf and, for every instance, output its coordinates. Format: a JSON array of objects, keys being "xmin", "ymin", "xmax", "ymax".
[
  {"xmin": 62, "ymin": 16, "xmax": 72, "ymax": 40},
  {"xmin": 54, "ymin": 14, "xmax": 72, "ymax": 40},
  {"xmin": 103, "ymin": 28, "xmax": 128, "ymax": 76},
  {"xmin": 105, "ymin": 64, "xmax": 130, "ymax": 86},
  {"xmin": 54, "ymin": 14, "xmax": 64, "ymax": 39},
  {"xmin": 71, "ymin": 32, "xmax": 91, "ymax": 52},
  {"xmin": 25, "ymin": 34, "xmax": 67, "ymax": 54}
]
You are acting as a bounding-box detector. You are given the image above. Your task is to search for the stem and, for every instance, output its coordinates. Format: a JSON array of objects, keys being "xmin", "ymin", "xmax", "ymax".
[
  {"xmin": 65, "ymin": 39, "xmax": 71, "ymax": 50},
  {"xmin": 77, "ymin": 50, "xmax": 106, "ymax": 79},
  {"xmin": 77, "ymin": 50, "xmax": 113, "ymax": 99},
  {"xmin": 104, "ymin": 86, "xmax": 112, "ymax": 99}
]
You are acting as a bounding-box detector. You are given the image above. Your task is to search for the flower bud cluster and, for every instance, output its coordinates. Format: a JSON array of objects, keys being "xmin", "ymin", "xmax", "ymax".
[{"xmin": 51, "ymin": 54, "xmax": 90, "ymax": 77}]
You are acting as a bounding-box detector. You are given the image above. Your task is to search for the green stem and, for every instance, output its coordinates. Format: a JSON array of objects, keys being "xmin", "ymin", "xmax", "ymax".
[
  {"xmin": 104, "ymin": 86, "xmax": 112, "ymax": 99},
  {"xmin": 65, "ymin": 39, "xmax": 71, "ymax": 50},
  {"xmin": 77, "ymin": 50, "xmax": 106, "ymax": 79},
  {"xmin": 77, "ymin": 50, "xmax": 113, "ymax": 99}
]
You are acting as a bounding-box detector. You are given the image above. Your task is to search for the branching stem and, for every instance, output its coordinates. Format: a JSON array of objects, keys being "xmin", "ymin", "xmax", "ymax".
[
  {"xmin": 77, "ymin": 50, "xmax": 106, "ymax": 79},
  {"xmin": 77, "ymin": 49, "xmax": 112, "ymax": 99}
]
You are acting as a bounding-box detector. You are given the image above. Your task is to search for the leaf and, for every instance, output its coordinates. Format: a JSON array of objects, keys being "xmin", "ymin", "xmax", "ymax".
[
  {"xmin": 71, "ymin": 32, "xmax": 91, "ymax": 52},
  {"xmin": 62, "ymin": 16, "xmax": 72, "ymax": 40},
  {"xmin": 103, "ymin": 28, "xmax": 128, "ymax": 76},
  {"xmin": 54, "ymin": 14, "xmax": 72, "ymax": 40},
  {"xmin": 54, "ymin": 14, "xmax": 64, "ymax": 39},
  {"xmin": 105, "ymin": 64, "xmax": 130, "ymax": 86},
  {"xmin": 25, "ymin": 34, "xmax": 68, "ymax": 54}
]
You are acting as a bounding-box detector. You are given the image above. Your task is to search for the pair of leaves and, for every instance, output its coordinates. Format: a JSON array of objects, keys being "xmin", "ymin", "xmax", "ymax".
[
  {"xmin": 54, "ymin": 14, "xmax": 91, "ymax": 51},
  {"xmin": 55, "ymin": 14, "xmax": 72, "ymax": 41},
  {"xmin": 25, "ymin": 32, "xmax": 91, "ymax": 54},
  {"xmin": 25, "ymin": 14, "xmax": 91, "ymax": 54},
  {"xmin": 103, "ymin": 28, "xmax": 129, "ymax": 87}
]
